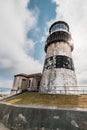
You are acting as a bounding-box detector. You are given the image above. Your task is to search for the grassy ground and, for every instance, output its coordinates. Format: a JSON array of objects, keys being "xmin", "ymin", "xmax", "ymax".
[{"xmin": 4, "ymin": 92, "xmax": 87, "ymax": 108}]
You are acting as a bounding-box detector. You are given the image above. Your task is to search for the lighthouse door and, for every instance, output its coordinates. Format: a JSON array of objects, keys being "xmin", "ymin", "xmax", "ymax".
[{"xmin": 21, "ymin": 79, "xmax": 27, "ymax": 91}]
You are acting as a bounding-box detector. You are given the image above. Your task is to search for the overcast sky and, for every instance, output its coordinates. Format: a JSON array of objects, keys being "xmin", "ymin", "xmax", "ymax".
[{"xmin": 0, "ymin": 0, "xmax": 87, "ymax": 89}]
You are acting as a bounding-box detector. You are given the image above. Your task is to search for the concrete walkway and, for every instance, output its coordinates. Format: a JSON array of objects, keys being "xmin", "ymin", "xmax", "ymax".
[
  {"xmin": 0, "ymin": 123, "xmax": 9, "ymax": 130},
  {"xmin": 2, "ymin": 102, "xmax": 87, "ymax": 112}
]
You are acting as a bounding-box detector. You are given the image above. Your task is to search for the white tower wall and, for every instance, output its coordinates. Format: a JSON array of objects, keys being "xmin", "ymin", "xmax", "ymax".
[{"xmin": 40, "ymin": 21, "xmax": 77, "ymax": 94}]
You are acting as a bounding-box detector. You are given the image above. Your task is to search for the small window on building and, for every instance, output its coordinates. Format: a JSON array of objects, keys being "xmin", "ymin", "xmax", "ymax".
[
  {"xmin": 37, "ymin": 81, "xmax": 40, "ymax": 86},
  {"xmin": 28, "ymin": 80, "xmax": 31, "ymax": 88}
]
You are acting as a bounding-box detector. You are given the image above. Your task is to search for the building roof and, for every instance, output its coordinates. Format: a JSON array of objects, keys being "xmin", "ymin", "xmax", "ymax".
[
  {"xmin": 14, "ymin": 73, "xmax": 28, "ymax": 78},
  {"xmin": 14, "ymin": 73, "xmax": 42, "ymax": 78},
  {"xmin": 28, "ymin": 73, "xmax": 42, "ymax": 78}
]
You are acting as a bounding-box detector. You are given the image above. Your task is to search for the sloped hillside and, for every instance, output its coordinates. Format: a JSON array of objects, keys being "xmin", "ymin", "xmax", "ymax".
[{"xmin": 4, "ymin": 92, "xmax": 87, "ymax": 108}]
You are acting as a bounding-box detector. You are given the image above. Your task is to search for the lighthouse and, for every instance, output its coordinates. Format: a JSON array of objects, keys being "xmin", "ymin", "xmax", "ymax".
[{"xmin": 40, "ymin": 21, "xmax": 77, "ymax": 94}]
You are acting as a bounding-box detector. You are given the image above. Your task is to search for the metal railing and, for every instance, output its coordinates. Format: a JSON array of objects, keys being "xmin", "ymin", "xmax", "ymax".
[{"xmin": 46, "ymin": 86, "xmax": 87, "ymax": 95}]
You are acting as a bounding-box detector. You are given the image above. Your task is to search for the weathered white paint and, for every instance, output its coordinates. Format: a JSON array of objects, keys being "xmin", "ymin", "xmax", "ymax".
[
  {"xmin": 40, "ymin": 41, "xmax": 77, "ymax": 94},
  {"xmin": 46, "ymin": 42, "xmax": 73, "ymax": 58},
  {"xmin": 40, "ymin": 68, "xmax": 77, "ymax": 94}
]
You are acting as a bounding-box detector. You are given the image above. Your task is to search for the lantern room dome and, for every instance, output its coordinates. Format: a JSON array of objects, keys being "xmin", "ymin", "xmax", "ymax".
[{"xmin": 49, "ymin": 21, "xmax": 69, "ymax": 34}]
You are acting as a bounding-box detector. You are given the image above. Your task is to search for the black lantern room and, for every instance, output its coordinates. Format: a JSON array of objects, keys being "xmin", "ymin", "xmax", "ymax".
[{"xmin": 45, "ymin": 21, "xmax": 71, "ymax": 52}]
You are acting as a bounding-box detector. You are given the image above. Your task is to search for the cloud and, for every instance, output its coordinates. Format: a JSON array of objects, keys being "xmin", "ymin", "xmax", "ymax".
[
  {"xmin": 0, "ymin": 0, "xmax": 42, "ymax": 89},
  {"xmin": 0, "ymin": 78, "xmax": 12, "ymax": 88},
  {"xmin": 51, "ymin": 0, "xmax": 87, "ymax": 86}
]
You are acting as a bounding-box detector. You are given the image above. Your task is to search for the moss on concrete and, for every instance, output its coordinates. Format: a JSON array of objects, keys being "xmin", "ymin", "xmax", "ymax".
[{"xmin": 4, "ymin": 92, "xmax": 87, "ymax": 108}]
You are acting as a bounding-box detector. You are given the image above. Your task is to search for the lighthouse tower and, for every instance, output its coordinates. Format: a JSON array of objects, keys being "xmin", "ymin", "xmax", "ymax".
[{"xmin": 40, "ymin": 21, "xmax": 77, "ymax": 94}]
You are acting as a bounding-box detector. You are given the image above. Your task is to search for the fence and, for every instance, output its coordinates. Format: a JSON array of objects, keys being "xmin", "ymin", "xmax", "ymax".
[{"xmin": 47, "ymin": 86, "xmax": 87, "ymax": 95}]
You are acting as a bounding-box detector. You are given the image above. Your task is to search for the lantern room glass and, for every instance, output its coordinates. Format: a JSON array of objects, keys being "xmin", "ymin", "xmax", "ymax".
[{"xmin": 50, "ymin": 23, "xmax": 69, "ymax": 33}]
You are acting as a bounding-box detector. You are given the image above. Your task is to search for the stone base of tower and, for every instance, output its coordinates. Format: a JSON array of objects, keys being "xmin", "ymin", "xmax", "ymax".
[{"xmin": 40, "ymin": 68, "xmax": 78, "ymax": 94}]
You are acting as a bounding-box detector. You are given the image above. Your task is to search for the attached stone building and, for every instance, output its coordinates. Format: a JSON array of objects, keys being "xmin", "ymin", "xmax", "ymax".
[{"xmin": 11, "ymin": 73, "xmax": 41, "ymax": 95}]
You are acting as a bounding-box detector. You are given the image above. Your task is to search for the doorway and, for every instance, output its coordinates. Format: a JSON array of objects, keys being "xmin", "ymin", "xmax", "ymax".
[{"xmin": 21, "ymin": 79, "xmax": 27, "ymax": 91}]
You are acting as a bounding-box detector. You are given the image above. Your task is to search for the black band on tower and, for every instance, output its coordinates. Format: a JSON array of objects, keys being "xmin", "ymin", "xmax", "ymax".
[{"xmin": 44, "ymin": 55, "xmax": 74, "ymax": 70}]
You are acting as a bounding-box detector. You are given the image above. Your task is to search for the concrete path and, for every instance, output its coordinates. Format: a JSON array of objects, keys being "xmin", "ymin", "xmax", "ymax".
[
  {"xmin": 0, "ymin": 123, "xmax": 9, "ymax": 130},
  {"xmin": 2, "ymin": 102, "xmax": 87, "ymax": 112}
]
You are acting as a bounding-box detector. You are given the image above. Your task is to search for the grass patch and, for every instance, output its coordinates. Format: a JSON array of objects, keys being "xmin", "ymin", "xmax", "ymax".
[{"xmin": 4, "ymin": 92, "xmax": 87, "ymax": 108}]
